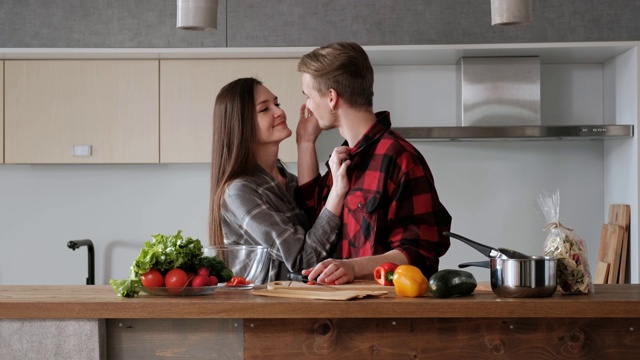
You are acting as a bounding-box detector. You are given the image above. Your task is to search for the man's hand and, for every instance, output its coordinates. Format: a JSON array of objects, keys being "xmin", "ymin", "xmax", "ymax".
[
  {"xmin": 302, "ymin": 250, "xmax": 409, "ymax": 285},
  {"xmin": 302, "ymin": 259, "xmax": 355, "ymax": 285}
]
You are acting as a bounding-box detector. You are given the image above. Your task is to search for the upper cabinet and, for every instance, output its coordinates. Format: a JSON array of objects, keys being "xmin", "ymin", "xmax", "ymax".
[
  {"xmin": 2, "ymin": 43, "xmax": 637, "ymax": 164},
  {"xmin": 4, "ymin": 60, "xmax": 159, "ymax": 164},
  {"xmin": 1, "ymin": 61, "xmax": 4, "ymax": 164},
  {"xmin": 160, "ymin": 59, "xmax": 304, "ymax": 163}
]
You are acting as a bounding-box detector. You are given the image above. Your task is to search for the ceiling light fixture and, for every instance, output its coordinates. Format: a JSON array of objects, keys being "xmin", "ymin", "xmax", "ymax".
[
  {"xmin": 177, "ymin": 0, "xmax": 218, "ymax": 31},
  {"xmin": 490, "ymin": 0, "xmax": 532, "ymax": 26}
]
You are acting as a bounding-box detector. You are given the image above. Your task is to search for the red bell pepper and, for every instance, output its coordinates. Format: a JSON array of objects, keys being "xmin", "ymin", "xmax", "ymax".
[{"xmin": 373, "ymin": 262, "xmax": 399, "ymax": 286}]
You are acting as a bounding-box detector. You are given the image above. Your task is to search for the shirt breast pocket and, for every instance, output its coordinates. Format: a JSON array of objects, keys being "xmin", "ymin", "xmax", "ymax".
[{"xmin": 344, "ymin": 190, "xmax": 381, "ymax": 247}]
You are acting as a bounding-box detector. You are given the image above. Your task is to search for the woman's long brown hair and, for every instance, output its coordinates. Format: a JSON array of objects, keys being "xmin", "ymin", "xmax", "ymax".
[{"xmin": 209, "ymin": 78, "xmax": 261, "ymax": 246}]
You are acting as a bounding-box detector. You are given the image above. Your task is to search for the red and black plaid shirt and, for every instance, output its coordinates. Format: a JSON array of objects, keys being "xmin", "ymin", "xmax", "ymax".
[{"xmin": 297, "ymin": 111, "xmax": 451, "ymax": 278}]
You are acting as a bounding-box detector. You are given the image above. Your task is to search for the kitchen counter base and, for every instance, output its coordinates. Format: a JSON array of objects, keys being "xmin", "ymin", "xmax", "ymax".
[
  {"xmin": 244, "ymin": 317, "xmax": 640, "ymax": 359},
  {"xmin": 0, "ymin": 319, "xmax": 106, "ymax": 360}
]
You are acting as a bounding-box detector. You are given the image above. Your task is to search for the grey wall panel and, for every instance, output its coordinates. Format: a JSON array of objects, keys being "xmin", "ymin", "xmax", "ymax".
[
  {"xmin": 0, "ymin": 0, "xmax": 226, "ymax": 48},
  {"xmin": 1, "ymin": 0, "xmax": 639, "ymax": 48},
  {"xmin": 228, "ymin": 0, "xmax": 640, "ymax": 47}
]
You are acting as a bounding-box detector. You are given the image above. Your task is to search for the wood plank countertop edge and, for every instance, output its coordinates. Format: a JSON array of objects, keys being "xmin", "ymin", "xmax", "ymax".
[{"xmin": 1, "ymin": 284, "xmax": 639, "ymax": 319}]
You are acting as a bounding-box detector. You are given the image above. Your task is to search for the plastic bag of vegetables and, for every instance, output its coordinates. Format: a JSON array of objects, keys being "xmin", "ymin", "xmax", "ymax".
[{"xmin": 538, "ymin": 190, "xmax": 593, "ymax": 294}]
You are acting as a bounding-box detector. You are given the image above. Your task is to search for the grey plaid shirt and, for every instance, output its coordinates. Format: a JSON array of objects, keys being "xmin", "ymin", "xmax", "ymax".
[{"xmin": 221, "ymin": 164, "xmax": 341, "ymax": 284}]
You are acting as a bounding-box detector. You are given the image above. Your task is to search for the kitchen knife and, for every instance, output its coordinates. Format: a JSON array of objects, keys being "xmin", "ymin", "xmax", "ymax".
[{"xmin": 286, "ymin": 272, "xmax": 309, "ymax": 283}]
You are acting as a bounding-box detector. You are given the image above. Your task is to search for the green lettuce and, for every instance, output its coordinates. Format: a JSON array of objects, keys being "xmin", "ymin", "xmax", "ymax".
[{"xmin": 110, "ymin": 230, "xmax": 204, "ymax": 297}]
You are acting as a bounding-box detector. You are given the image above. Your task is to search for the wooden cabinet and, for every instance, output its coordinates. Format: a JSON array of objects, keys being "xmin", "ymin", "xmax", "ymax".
[
  {"xmin": 160, "ymin": 59, "xmax": 304, "ymax": 163},
  {"xmin": 4, "ymin": 60, "xmax": 159, "ymax": 164}
]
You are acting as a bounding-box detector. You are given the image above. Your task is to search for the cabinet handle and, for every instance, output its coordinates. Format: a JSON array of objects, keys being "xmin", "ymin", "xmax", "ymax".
[{"xmin": 72, "ymin": 145, "xmax": 93, "ymax": 157}]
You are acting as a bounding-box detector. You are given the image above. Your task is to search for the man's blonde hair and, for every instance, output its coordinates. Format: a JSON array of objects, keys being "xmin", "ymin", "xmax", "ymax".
[{"xmin": 298, "ymin": 42, "xmax": 374, "ymax": 109}]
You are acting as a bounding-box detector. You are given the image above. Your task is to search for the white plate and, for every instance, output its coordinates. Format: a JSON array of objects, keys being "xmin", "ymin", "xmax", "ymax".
[{"xmin": 218, "ymin": 283, "xmax": 255, "ymax": 290}]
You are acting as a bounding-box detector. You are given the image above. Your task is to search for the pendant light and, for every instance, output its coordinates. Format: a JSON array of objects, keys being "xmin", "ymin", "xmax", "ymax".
[
  {"xmin": 490, "ymin": 0, "xmax": 532, "ymax": 26},
  {"xmin": 177, "ymin": 0, "xmax": 218, "ymax": 31}
]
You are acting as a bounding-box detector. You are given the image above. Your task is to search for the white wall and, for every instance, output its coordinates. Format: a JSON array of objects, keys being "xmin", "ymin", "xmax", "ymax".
[
  {"xmin": 0, "ymin": 63, "xmax": 625, "ymax": 285},
  {"xmin": 0, "ymin": 165, "xmax": 211, "ymax": 285}
]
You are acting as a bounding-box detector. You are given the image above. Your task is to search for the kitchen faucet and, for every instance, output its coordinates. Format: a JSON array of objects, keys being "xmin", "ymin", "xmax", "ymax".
[{"xmin": 67, "ymin": 239, "xmax": 95, "ymax": 285}]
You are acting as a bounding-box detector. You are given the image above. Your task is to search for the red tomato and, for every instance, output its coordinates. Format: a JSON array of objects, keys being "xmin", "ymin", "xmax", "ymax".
[
  {"xmin": 165, "ymin": 268, "xmax": 189, "ymax": 288},
  {"xmin": 140, "ymin": 268, "xmax": 164, "ymax": 288},
  {"xmin": 225, "ymin": 276, "xmax": 250, "ymax": 287},
  {"xmin": 197, "ymin": 267, "xmax": 209, "ymax": 277},
  {"xmin": 191, "ymin": 274, "xmax": 211, "ymax": 287},
  {"xmin": 226, "ymin": 276, "xmax": 239, "ymax": 286},
  {"xmin": 208, "ymin": 275, "xmax": 219, "ymax": 286}
]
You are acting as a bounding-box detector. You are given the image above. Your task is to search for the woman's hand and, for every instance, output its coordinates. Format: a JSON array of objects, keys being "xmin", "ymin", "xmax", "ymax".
[
  {"xmin": 296, "ymin": 104, "xmax": 321, "ymax": 145},
  {"xmin": 302, "ymin": 259, "xmax": 356, "ymax": 285}
]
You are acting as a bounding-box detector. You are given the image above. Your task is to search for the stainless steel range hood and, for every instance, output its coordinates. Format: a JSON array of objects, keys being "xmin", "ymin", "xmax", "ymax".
[
  {"xmin": 393, "ymin": 124, "xmax": 634, "ymax": 141},
  {"xmin": 392, "ymin": 56, "xmax": 634, "ymax": 141}
]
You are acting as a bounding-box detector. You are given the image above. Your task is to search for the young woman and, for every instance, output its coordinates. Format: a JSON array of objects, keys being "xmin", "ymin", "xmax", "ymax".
[{"xmin": 209, "ymin": 77, "xmax": 350, "ymax": 284}]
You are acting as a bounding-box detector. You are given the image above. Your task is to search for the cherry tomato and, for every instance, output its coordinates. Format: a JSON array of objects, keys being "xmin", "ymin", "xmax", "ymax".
[
  {"xmin": 191, "ymin": 274, "xmax": 211, "ymax": 287},
  {"xmin": 165, "ymin": 268, "xmax": 189, "ymax": 288},
  {"xmin": 140, "ymin": 268, "xmax": 164, "ymax": 288},
  {"xmin": 197, "ymin": 267, "xmax": 209, "ymax": 277}
]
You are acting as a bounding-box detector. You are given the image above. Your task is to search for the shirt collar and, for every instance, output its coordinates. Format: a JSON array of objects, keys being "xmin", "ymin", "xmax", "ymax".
[
  {"xmin": 326, "ymin": 111, "xmax": 392, "ymax": 172},
  {"xmin": 348, "ymin": 111, "xmax": 392, "ymax": 155},
  {"xmin": 255, "ymin": 161, "xmax": 293, "ymax": 186}
]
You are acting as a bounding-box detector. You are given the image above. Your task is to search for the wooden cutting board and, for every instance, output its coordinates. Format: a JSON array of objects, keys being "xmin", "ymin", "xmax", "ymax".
[
  {"xmin": 594, "ymin": 261, "xmax": 610, "ymax": 284},
  {"xmin": 597, "ymin": 223, "xmax": 624, "ymax": 284},
  {"xmin": 608, "ymin": 204, "xmax": 631, "ymax": 283},
  {"xmin": 252, "ymin": 280, "xmax": 493, "ymax": 300},
  {"xmin": 267, "ymin": 280, "xmax": 390, "ymax": 292},
  {"xmin": 252, "ymin": 281, "xmax": 389, "ymax": 300}
]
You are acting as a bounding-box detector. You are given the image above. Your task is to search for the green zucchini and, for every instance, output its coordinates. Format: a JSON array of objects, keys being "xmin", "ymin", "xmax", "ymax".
[{"xmin": 428, "ymin": 269, "xmax": 477, "ymax": 298}]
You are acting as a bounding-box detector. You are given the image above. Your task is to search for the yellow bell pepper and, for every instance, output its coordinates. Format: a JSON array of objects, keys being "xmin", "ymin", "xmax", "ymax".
[{"xmin": 392, "ymin": 265, "xmax": 428, "ymax": 298}]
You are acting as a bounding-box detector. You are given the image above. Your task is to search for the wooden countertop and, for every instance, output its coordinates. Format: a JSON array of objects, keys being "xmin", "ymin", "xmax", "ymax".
[{"xmin": 1, "ymin": 284, "xmax": 639, "ymax": 319}]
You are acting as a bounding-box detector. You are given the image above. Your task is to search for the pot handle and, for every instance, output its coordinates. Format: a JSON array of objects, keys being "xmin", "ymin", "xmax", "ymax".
[
  {"xmin": 444, "ymin": 231, "xmax": 498, "ymax": 258},
  {"xmin": 458, "ymin": 261, "xmax": 491, "ymax": 269}
]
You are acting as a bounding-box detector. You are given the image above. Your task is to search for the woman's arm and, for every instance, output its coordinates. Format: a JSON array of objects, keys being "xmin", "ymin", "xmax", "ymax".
[
  {"xmin": 222, "ymin": 179, "xmax": 340, "ymax": 271},
  {"xmin": 296, "ymin": 104, "xmax": 321, "ymax": 185}
]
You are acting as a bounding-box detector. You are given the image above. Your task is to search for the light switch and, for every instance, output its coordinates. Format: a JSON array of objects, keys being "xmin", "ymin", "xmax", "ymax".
[{"xmin": 72, "ymin": 145, "xmax": 93, "ymax": 157}]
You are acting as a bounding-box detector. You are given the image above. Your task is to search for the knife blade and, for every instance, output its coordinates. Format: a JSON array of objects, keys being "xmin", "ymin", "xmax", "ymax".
[{"xmin": 286, "ymin": 272, "xmax": 309, "ymax": 283}]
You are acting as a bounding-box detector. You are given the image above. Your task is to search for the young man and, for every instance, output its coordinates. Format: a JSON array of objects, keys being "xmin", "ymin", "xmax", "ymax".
[{"xmin": 296, "ymin": 42, "xmax": 452, "ymax": 285}]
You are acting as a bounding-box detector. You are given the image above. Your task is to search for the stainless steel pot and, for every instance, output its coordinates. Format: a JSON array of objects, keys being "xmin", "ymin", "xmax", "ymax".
[{"xmin": 459, "ymin": 257, "xmax": 557, "ymax": 298}]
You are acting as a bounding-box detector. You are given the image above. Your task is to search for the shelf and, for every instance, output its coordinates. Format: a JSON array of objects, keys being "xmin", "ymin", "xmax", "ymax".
[{"xmin": 1, "ymin": 41, "xmax": 638, "ymax": 65}]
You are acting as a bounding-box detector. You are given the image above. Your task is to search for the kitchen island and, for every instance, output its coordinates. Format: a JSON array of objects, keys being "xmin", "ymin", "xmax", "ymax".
[{"xmin": 1, "ymin": 284, "xmax": 639, "ymax": 359}]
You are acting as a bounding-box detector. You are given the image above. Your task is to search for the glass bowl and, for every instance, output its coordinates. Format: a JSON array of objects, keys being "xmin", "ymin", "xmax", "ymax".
[{"xmin": 203, "ymin": 245, "xmax": 269, "ymax": 288}]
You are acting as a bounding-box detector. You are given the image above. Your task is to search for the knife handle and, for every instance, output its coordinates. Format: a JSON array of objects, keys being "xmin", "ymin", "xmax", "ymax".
[{"xmin": 287, "ymin": 272, "xmax": 309, "ymax": 283}]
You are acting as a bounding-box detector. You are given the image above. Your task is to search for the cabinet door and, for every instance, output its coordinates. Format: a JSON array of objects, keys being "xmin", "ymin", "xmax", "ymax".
[
  {"xmin": 5, "ymin": 60, "xmax": 159, "ymax": 164},
  {"xmin": 160, "ymin": 59, "xmax": 304, "ymax": 163},
  {"xmin": 1, "ymin": 61, "xmax": 3, "ymax": 164}
]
